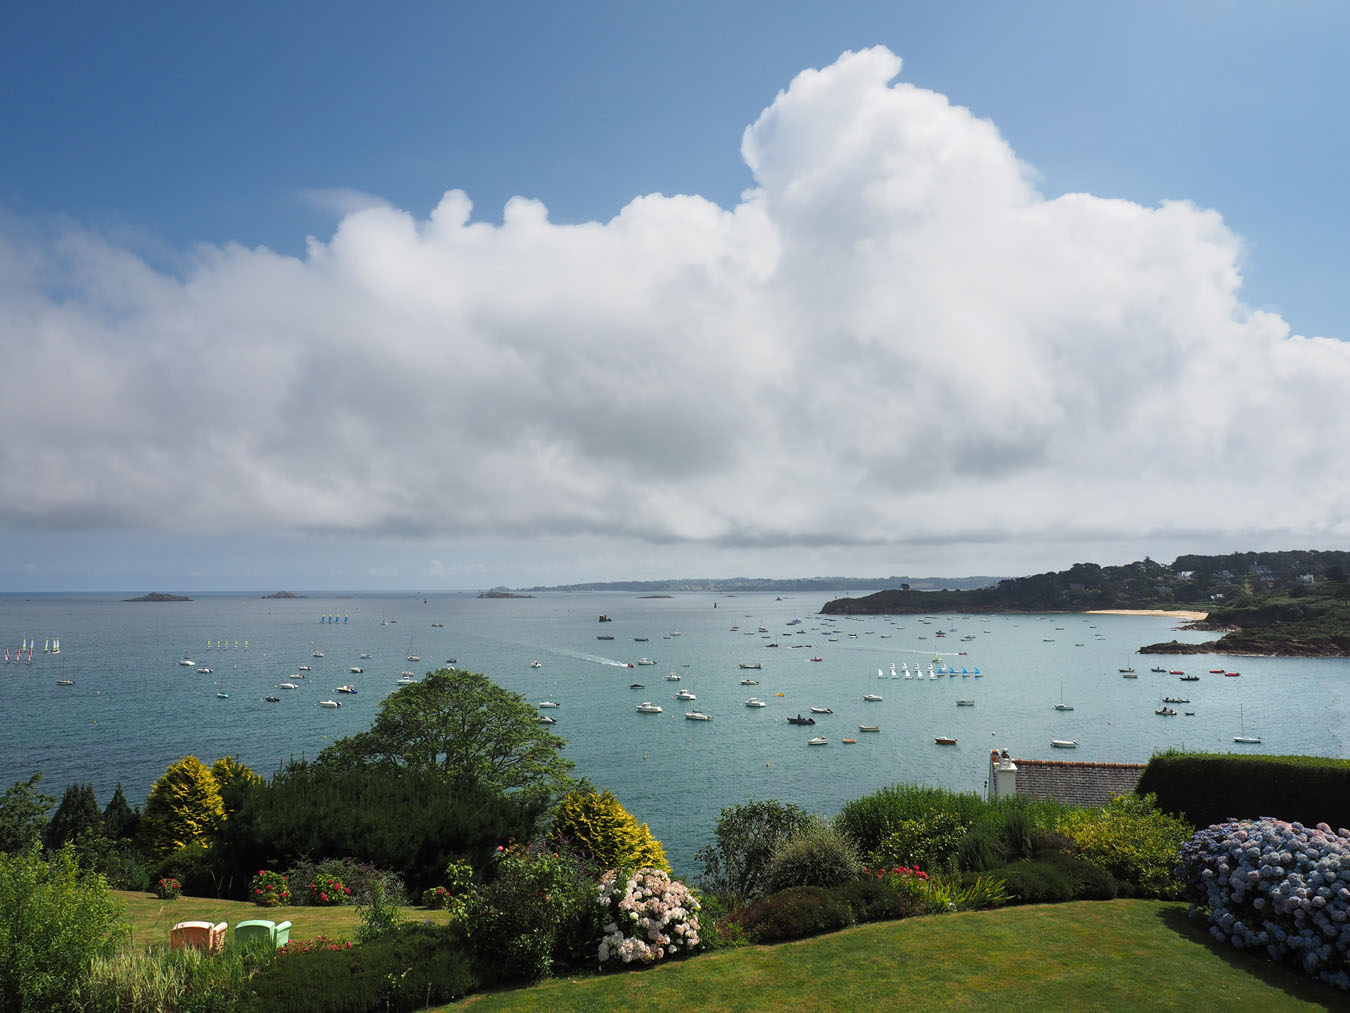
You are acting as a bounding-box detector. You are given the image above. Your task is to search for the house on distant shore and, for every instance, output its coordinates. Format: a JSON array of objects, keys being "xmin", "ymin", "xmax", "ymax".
[{"xmin": 987, "ymin": 748, "xmax": 1145, "ymax": 807}]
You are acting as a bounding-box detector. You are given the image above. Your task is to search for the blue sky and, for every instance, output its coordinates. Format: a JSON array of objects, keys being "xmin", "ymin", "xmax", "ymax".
[{"xmin": 3, "ymin": 2, "xmax": 1348, "ymax": 591}]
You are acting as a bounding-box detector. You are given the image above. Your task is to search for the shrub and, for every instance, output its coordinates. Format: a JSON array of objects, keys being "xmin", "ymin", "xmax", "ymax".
[
  {"xmin": 283, "ymin": 856, "xmax": 405, "ymax": 906},
  {"xmin": 462, "ymin": 843, "xmax": 604, "ymax": 985},
  {"xmin": 1178, "ymin": 816, "xmax": 1350, "ymax": 992},
  {"xmin": 548, "ymin": 787, "xmax": 669, "ymax": 873},
  {"xmin": 868, "ymin": 815, "xmax": 969, "ymax": 874},
  {"xmin": 305, "ymin": 871, "xmax": 351, "ymax": 906},
  {"xmin": 596, "ymin": 867, "xmax": 701, "ymax": 965},
  {"xmin": 153, "ymin": 840, "xmax": 228, "ymax": 899},
  {"xmin": 684, "ymin": 888, "xmax": 746, "ymax": 951},
  {"xmin": 695, "ymin": 799, "xmax": 813, "ymax": 904},
  {"xmin": 926, "ymin": 872, "xmax": 1011, "ymax": 912},
  {"xmin": 956, "ymin": 823, "xmax": 1005, "ymax": 873},
  {"xmin": 138, "ymin": 756, "xmax": 224, "ymax": 857},
  {"xmin": 247, "ymin": 922, "xmax": 477, "ymax": 1012},
  {"xmin": 835, "ymin": 875, "xmax": 912, "ymax": 923},
  {"xmin": 422, "ymin": 885, "xmax": 453, "ymax": 909},
  {"xmin": 355, "ymin": 883, "xmax": 404, "ymax": 944},
  {"xmin": 249, "ymin": 869, "xmax": 290, "ymax": 907},
  {"xmin": 764, "ymin": 819, "xmax": 860, "ymax": 893},
  {"xmin": 995, "ymin": 853, "xmax": 1117, "ymax": 905},
  {"xmin": 737, "ymin": 886, "xmax": 854, "ymax": 943},
  {"xmin": 96, "ymin": 841, "xmax": 154, "ymax": 892},
  {"xmin": 863, "ymin": 864, "xmax": 931, "ymax": 913},
  {"xmin": 1055, "ymin": 793, "xmax": 1193, "ymax": 898},
  {"xmin": 155, "ymin": 877, "xmax": 182, "ymax": 900},
  {"xmin": 0, "ymin": 843, "xmax": 125, "ymax": 1011}
]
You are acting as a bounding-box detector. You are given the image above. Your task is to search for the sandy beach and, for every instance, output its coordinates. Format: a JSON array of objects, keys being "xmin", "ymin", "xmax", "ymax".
[{"xmin": 1085, "ymin": 609, "xmax": 1208, "ymax": 620}]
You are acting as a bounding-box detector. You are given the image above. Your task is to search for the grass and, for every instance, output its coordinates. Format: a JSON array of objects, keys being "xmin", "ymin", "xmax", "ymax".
[
  {"xmin": 113, "ymin": 894, "xmax": 1347, "ymax": 1010},
  {"xmin": 451, "ymin": 901, "xmax": 1344, "ymax": 1012},
  {"xmin": 112, "ymin": 889, "xmax": 456, "ymax": 947}
]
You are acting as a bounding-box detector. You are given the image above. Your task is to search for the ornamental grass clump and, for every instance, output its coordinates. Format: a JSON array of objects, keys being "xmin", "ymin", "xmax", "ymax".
[
  {"xmin": 1178, "ymin": 816, "xmax": 1350, "ymax": 991},
  {"xmin": 597, "ymin": 867, "xmax": 701, "ymax": 966}
]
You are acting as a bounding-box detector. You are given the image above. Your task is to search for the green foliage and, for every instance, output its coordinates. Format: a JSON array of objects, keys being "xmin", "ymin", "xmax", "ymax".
[
  {"xmin": 45, "ymin": 782, "xmax": 103, "ymax": 851},
  {"xmin": 764, "ymin": 819, "xmax": 861, "ymax": 893},
  {"xmin": 245, "ymin": 922, "xmax": 477, "ymax": 1012},
  {"xmin": 925, "ymin": 873, "xmax": 1011, "ymax": 912},
  {"xmin": 284, "ymin": 855, "xmax": 406, "ymax": 906},
  {"xmin": 955, "ymin": 823, "xmax": 1005, "ymax": 873},
  {"xmin": 138, "ymin": 756, "xmax": 225, "ymax": 857},
  {"xmin": 305, "ymin": 871, "xmax": 351, "ymax": 905},
  {"xmin": 317, "ymin": 668, "xmax": 575, "ymax": 804},
  {"xmin": 80, "ymin": 940, "xmax": 268, "ymax": 1013},
  {"xmin": 1138, "ymin": 751, "xmax": 1350, "ymax": 831},
  {"xmin": 152, "ymin": 841, "xmax": 228, "ymax": 898},
  {"xmin": 221, "ymin": 761, "xmax": 543, "ymax": 896},
  {"xmin": 736, "ymin": 886, "xmax": 854, "ymax": 943},
  {"xmin": 994, "ymin": 853, "xmax": 1119, "ymax": 905},
  {"xmin": 101, "ymin": 783, "xmax": 139, "ymax": 842},
  {"xmin": 547, "ymin": 787, "xmax": 669, "ymax": 873},
  {"xmin": 0, "ymin": 773, "xmax": 55, "ymax": 854},
  {"xmin": 869, "ymin": 815, "xmax": 968, "ymax": 874},
  {"xmin": 250, "ymin": 869, "xmax": 291, "ymax": 907},
  {"xmin": 0, "ymin": 843, "xmax": 125, "ymax": 1011},
  {"xmin": 834, "ymin": 875, "xmax": 913, "ymax": 923},
  {"xmin": 155, "ymin": 876, "xmax": 182, "ymax": 900},
  {"xmin": 210, "ymin": 755, "xmax": 261, "ymax": 819},
  {"xmin": 695, "ymin": 798, "xmax": 813, "ymax": 903},
  {"xmin": 1054, "ymin": 793, "xmax": 1193, "ymax": 898},
  {"xmin": 355, "ymin": 883, "xmax": 404, "ymax": 943},
  {"xmin": 462, "ymin": 843, "xmax": 604, "ymax": 985}
]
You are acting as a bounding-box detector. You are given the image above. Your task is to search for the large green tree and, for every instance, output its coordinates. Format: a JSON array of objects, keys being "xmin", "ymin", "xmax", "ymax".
[
  {"xmin": 318, "ymin": 668, "xmax": 573, "ymax": 801},
  {"xmin": 138, "ymin": 756, "xmax": 225, "ymax": 857},
  {"xmin": 0, "ymin": 774, "xmax": 54, "ymax": 854},
  {"xmin": 44, "ymin": 782, "xmax": 103, "ymax": 850}
]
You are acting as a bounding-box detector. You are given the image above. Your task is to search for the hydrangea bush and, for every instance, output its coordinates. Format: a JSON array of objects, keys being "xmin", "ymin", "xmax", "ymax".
[
  {"xmin": 597, "ymin": 867, "xmax": 701, "ymax": 966},
  {"xmin": 1178, "ymin": 817, "xmax": 1350, "ymax": 991}
]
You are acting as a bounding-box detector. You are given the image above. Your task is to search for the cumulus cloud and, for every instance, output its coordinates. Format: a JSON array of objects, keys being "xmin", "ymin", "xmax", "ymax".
[{"xmin": 5, "ymin": 46, "xmax": 1348, "ymax": 571}]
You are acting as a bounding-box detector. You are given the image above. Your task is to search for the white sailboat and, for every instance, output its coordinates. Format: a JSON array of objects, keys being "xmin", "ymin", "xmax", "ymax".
[
  {"xmin": 1053, "ymin": 682, "xmax": 1074, "ymax": 712},
  {"xmin": 1233, "ymin": 705, "xmax": 1261, "ymax": 744}
]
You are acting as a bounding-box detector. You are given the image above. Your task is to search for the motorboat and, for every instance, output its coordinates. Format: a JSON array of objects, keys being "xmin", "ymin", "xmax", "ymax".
[
  {"xmin": 276, "ymin": 682, "xmax": 298, "ymax": 690},
  {"xmin": 787, "ymin": 714, "xmax": 816, "ymax": 725},
  {"xmin": 336, "ymin": 685, "xmax": 357, "ymax": 694},
  {"xmin": 298, "ymin": 665, "xmax": 311, "ymax": 671},
  {"xmin": 809, "ymin": 706, "xmax": 833, "ymax": 714},
  {"xmin": 178, "ymin": 658, "xmax": 195, "ymax": 667},
  {"xmin": 538, "ymin": 700, "xmax": 560, "ymax": 708},
  {"xmin": 1162, "ymin": 696, "xmax": 1189, "ymax": 704},
  {"xmin": 665, "ymin": 673, "xmax": 682, "ymax": 681},
  {"xmin": 349, "ymin": 666, "xmax": 363, "ymax": 674},
  {"xmin": 858, "ymin": 725, "xmax": 880, "ymax": 733},
  {"xmin": 1051, "ymin": 739, "xmax": 1078, "ymax": 749},
  {"xmin": 1155, "ymin": 707, "xmax": 1178, "ymax": 716},
  {"xmin": 745, "ymin": 697, "xmax": 767, "ymax": 707},
  {"xmin": 1149, "ymin": 666, "xmax": 1166, "ymax": 673},
  {"xmin": 674, "ymin": 689, "xmax": 696, "ymax": 700},
  {"xmin": 319, "ymin": 699, "xmax": 341, "ymax": 708},
  {"xmin": 530, "ymin": 660, "xmax": 542, "ymax": 669},
  {"xmin": 935, "ymin": 736, "xmax": 957, "ymax": 745},
  {"xmin": 863, "ymin": 692, "xmax": 883, "ymax": 702},
  {"xmin": 739, "ymin": 662, "xmax": 762, "ymax": 670},
  {"xmin": 684, "ymin": 711, "xmax": 712, "ymax": 721},
  {"xmin": 740, "ymin": 677, "xmax": 760, "ymax": 685},
  {"xmin": 635, "ymin": 658, "xmax": 655, "ymax": 666},
  {"xmin": 635, "ymin": 701, "xmax": 662, "ymax": 714},
  {"xmin": 57, "ymin": 678, "xmax": 74, "ymax": 686},
  {"xmin": 1180, "ymin": 674, "xmax": 1200, "ymax": 682},
  {"xmin": 397, "ymin": 674, "xmax": 417, "ymax": 685},
  {"xmin": 842, "ymin": 737, "xmax": 857, "ymax": 743},
  {"xmin": 807, "ymin": 737, "xmax": 828, "ymax": 746},
  {"xmin": 539, "ymin": 715, "xmax": 556, "ymax": 724},
  {"xmin": 263, "ymin": 695, "xmax": 280, "ymax": 702},
  {"xmin": 629, "ymin": 683, "xmax": 644, "ymax": 689},
  {"xmin": 956, "ymin": 699, "xmax": 975, "ymax": 707},
  {"xmin": 196, "ymin": 667, "xmax": 212, "ymax": 674}
]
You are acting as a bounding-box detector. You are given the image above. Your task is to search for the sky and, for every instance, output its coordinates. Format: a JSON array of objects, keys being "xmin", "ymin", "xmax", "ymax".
[{"xmin": 3, "ymin": 1, "xmax": 1349, "ymax": 592}]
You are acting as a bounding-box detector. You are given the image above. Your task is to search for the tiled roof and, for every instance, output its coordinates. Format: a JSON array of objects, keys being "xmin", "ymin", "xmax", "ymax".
[{"xmin": 1011, "ymin": 757, "xmax": 1146, "ymax": 808}]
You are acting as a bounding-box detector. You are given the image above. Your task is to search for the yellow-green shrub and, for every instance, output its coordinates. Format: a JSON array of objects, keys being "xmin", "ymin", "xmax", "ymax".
[
  {"xmin": 547, "ymin": 788, "xmax": 669, "ymax": 872},
  {"xmin": 1054, "ymin": 793, "xmax": 1193, "ymax": 897}
]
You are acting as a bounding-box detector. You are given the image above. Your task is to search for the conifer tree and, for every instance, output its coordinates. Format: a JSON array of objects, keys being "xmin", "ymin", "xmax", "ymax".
[
  {"xmin": 548, "ymin": 787, "xmax": 669, "ymax": 872},
  {"xmin": 44, "ymin": 782, "xmax": 103, "ymax": 850},
  {"xmin": 102, "ymin": 783, "xmax": 138, "ymax": 841},
  {"xmin": 138, "ymin": 756, "xmax": 225, "ymax": 856}
]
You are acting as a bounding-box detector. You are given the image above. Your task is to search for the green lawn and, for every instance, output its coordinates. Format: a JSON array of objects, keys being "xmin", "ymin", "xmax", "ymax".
[
  {"xmin": 115, "ymin": 893, "xmax": 1346, "ymax": 1010},
  {"xmin": 453, "ymin": 901, "xmax": 1344, "ymax": 1012},
  {"xmin": 113, "ymin": 889, "xmax": 455, "ymax": 948}
]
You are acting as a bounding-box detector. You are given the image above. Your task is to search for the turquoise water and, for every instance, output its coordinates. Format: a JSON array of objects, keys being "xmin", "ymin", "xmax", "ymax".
[{"xmin": 3, "ymin": 590, "xmax": 1346, "ymax": 873}]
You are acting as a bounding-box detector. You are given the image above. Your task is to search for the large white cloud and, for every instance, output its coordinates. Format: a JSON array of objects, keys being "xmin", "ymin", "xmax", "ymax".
[{"xmin": 5, "ymin": 46, "xmax": 1348, "ymax": 564}]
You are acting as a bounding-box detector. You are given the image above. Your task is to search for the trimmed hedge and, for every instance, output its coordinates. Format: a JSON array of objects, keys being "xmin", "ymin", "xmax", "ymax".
[
  {"xmin": 737, "ymin": 886, "xmax": 854, "ymax": 943},
  {"xmin": 994, "ymin": 853, "xmax": 1118, "ymax": 905},
  {"xmin": 1138, "ymin": 752, "xmax": 1350, "ymax": 831}
]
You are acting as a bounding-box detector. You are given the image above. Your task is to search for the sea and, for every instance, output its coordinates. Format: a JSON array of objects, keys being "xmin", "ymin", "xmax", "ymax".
[{"xmin": 2, "ymin": 590, "xmax": 1347, "ymax": 875}]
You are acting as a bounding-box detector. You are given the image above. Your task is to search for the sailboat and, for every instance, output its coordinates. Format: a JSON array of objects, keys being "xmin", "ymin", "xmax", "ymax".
[
  {"xmin": 1233, "ymin": 705, "xmax": 1261, "ymax": 744},
  {"xmin": 51, "ymin": 637, "xmax": 60, "ymax": 654},
  {"xmin": 1053, "ymin": 682, "xmax": 1074, "ymax": 711},
  {"xmin": 216, "ymin": 671, "xmax": 229, "ymax": 699}
]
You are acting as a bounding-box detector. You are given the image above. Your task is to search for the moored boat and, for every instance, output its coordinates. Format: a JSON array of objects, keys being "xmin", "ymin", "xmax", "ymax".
[
  {"xmin": 684, "ymin": 710, "xmax": 712, "ymax": 721},
  {"xmin": 1051, "ymin": 739, "xmax": 1078, "ymax": 749},
  {"xmin": 935, "ymin": 736, "xmax": 957, "ymax": 745},
  {"xmin": 636, "ymin": 701, "xmax": 662, "ymax": 713},
  {"xmin": 787, "ymin": 714, "xmax": 816, "ymax": 725},
  {"xmin": 807, "ymin": 736, "xmax": 828, "ymax": 746}
]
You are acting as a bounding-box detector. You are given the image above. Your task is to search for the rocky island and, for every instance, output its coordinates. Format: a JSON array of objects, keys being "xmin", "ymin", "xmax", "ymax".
[
  {"xmin": 124, "ymin": 592, "xmax": 192, "ymax": 602},
  {"xmin": 261, "ymin": 591, "xmax": 304, "ymax": 599}
]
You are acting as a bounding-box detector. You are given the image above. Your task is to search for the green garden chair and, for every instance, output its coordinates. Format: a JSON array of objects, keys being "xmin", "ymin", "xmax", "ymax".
[{"xmin": 234, "ymin": 918, "xmax": 293, "ymax": 948}]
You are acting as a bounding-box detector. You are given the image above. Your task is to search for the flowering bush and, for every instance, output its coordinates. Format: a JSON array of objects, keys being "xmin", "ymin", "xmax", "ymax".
[
  {"xmin": 863, "ymin": 864, "xmax": 930, "ymax": 910},
  {"xmin": 597, "ymin": 867, "xmax": 701, "ymax": 966},
  {"xmin": 444, "ymin": 858, "xmax": 475, "ymax": 895},
  {"xmin": 154, "ymin": 877, "xmax": 181, "ymax": 900},
  {"xmin": 422, "ymin": 885, "xmax": 453, "ymax": 909},
  {"xmin": 463, "ymin": 842, "xmax": 604, "ymax": 984},
  {"xmin": 1179, "ymin": 817, "xmax": 1350, "ymax": 991},
  {"xmin": 249, "ymin": 869, "xmax": 290, "ymax": 907},
  {"xmin": 306, "ymin": 871, "xmax": 351, "ymax": 906}
]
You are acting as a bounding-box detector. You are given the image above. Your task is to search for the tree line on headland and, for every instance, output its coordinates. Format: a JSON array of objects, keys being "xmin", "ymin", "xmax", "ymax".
[{"xmin": 819, "ymin": 550, "xmax": 1350, "ymax": 657}]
